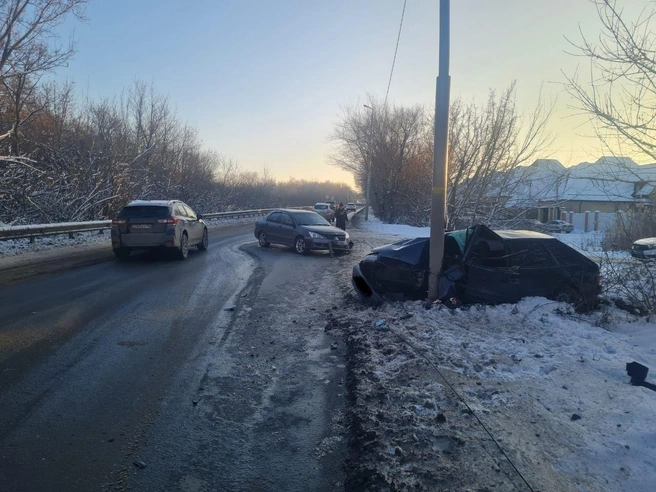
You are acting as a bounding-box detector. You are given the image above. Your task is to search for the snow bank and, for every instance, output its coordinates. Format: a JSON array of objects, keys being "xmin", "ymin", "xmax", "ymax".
[
  {"xmin": 337, "ymin": 297, "xmax": 656, "ymax": 491},
  {"xmin": 358, "ymin": 214, "xmax": 429, "ymax": 238},
  {"xmin": 338, "ymin": 217, "xmax": 656, "ymax": 491}
]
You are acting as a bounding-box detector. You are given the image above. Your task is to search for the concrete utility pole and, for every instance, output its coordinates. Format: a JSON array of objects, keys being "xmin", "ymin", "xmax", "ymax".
[
  {"xmin": 427, "ymin": 0, "xmax": 451, "ymax": 301},
  {"xmin": 363, "ymin": 104, "xmax": 374, "ymax": 221}
]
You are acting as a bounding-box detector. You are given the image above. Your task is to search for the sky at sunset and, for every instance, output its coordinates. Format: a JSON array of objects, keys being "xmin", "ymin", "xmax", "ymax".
[{"xmin": 55, "ymin": 0, "xmax": 648, "ymax": 189}]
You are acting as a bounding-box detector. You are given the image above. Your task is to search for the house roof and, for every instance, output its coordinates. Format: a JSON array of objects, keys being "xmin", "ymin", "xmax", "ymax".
[{"xmin": 508, "ymin": 157, "xmax": 656, "ymax": 205}]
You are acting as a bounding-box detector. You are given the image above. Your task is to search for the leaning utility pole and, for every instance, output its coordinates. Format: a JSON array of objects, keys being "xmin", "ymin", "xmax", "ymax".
[{"xmin": 427, "ymin": 0, "xmax": 451, "ymax": 301}]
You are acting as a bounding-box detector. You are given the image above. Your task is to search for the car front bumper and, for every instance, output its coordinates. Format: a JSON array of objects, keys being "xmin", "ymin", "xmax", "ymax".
[
  {"xmin": 352, "ymin": 263, "xmax": 382, "ymax": 301},
  {"xmin": 306, "ymin": 237, "xmax": 353, "ymax": 252}
]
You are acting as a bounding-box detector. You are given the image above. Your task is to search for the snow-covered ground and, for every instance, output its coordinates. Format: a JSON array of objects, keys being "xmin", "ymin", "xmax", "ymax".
[
  {"xmin": 0, "ymin": 216, "xmax": 262, "ymax": 258},
  {"xmin": 340, "ymin": 214, "xmax": 656, "ymax": 491},
  {"xmin": 358, "ymin": 214, "xmax": 430, "ymax": 239}
]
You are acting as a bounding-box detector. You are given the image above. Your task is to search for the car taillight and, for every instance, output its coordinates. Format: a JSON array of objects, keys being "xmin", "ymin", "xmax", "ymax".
[
  {"xmin": 157, "ymin": 217, "xmax": 178, "ymax": 225},
  {"xmin": 112, "ymin": 218, "xmax": 126, "ymax": 225}
]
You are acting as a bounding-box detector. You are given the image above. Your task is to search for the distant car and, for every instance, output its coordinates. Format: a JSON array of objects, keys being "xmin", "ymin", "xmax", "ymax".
[
  {"xmin": 631, "ymin": 237, "xmax": 656, "ymax": 259},
  {"xmin": 544, "ymin": 220, "xmax": 574, "ymax": 233},
  {"xmin": 254, "ymin": 209, "xmax": 353, "ymax": 255},
  {"xmin": 346, "ymin": 203, "xmax": 356, "ymax": 212},
  {"xmin": 352, "ymin": 224, "xmax": 600, "ymax": 310},
  {"xmin": 111, "ymin": 200, "xmax": 208, "ymax": 260},
  {"xmin": 313, "ymin": 202, "xmax": 335, "ymax": 222}
]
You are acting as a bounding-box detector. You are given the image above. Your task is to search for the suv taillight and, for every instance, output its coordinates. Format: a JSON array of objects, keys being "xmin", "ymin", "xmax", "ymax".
[
  {"xmin": 112, "ymin": 218, "xmax": 126, "ymax": 225},
  {"xmin": 157, "ymin": 217, "xmax": 179, "ymax": 225}
]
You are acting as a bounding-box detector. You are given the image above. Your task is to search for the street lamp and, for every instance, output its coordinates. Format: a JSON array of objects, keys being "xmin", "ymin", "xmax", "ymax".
[{"xmin": 363, "ymin": 104, "xmax": 374, "ymax": 221}]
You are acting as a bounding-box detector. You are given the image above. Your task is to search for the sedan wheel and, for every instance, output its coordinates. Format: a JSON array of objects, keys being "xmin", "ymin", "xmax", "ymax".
[
  {"xmin": 197, "ymin": 228, "xmax": 208, "ymax": 251},
  {"xmin": 259, "ymin": 231, "xmax": 270, "ymax": 247},
  {"xmin": 295, "ymin": 236, "xmax": 308, "ymax": 255},
  {"xmin": 178, "ymin": 233, "xmax": 189, "ymax": 260}
]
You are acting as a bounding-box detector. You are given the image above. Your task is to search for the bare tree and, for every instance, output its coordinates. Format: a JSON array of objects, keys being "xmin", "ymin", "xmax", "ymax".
[
  {"xmin": 565, "ymin": 0, "xmax": 656, "ymax": 160},
  {"xmin": 330, "ymin": 97, "xmax": 431, "ymax": 223},
  {"xmin": 447, "ymin": 83, "xmax": 553, "ymax": 229},
  {"xmin": 0, "ymin": 0, "xmax": 86, "ymax": 143}
]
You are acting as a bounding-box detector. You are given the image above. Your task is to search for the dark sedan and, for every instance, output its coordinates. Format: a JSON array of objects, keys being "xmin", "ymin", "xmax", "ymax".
[
  {"xmin": 352, "ymin": 225, "xmax": 601, "ymax": 311},
  {"xmin": 254, "ymin": 209, "xmax": 353, "ymax": 255}
]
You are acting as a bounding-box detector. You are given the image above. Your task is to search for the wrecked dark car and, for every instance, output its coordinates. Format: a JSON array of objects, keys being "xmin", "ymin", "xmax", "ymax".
[{"xmin": 352, "ymin": 225, "xmax": 601, "ymax": 309}]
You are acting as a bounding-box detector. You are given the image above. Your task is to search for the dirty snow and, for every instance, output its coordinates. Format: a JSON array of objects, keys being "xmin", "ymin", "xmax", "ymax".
[{"xmin": 334, "ymin": 216, "xmax": 656, "ymax": 491}]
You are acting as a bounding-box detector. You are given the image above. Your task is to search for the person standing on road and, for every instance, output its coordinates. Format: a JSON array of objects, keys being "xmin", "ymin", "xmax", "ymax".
[{"xmin": 335, "ymin": 202, "xmax": 348, "ymax": 231}]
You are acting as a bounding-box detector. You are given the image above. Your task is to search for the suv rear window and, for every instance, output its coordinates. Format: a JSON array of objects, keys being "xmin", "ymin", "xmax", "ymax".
[{"xmin": 118, "ymin": 206, "xmax": 170, "ymax": 218}]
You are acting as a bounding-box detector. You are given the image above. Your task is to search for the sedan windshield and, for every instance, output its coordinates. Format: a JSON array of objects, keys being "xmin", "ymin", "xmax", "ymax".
[{"xmin": 295, "ymin": 213, "xmax": 330, "ymax": 226}]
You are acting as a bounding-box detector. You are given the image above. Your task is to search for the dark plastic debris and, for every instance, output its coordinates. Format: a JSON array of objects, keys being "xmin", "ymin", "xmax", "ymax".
[{"xmin": 627, "ymin": 361, "xmax": 656, "ymax": 391}]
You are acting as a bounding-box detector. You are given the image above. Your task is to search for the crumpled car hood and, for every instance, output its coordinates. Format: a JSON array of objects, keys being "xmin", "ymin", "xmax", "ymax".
[{"xmin": 371, "ymin": 237, "xmax": 430, "ymax": 265}]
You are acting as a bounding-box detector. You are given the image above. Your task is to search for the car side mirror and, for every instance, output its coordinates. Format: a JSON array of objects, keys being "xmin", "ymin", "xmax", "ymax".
[{"xmin": 197, "ymin": 214, "xmax": 203, "ymax": 220}]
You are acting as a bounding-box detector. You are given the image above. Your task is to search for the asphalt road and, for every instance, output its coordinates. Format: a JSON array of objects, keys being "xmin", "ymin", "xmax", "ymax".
[{"xmin": 0, "ymin": 223, "xmax": 348, "ymax": 491}]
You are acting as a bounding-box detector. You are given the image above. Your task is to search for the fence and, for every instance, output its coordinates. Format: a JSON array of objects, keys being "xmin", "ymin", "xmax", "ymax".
[
  {"xmin": 560, "ymin": 211, "xmax": 617, "ymax": 233},
  {"xmin": 0, "ymin": 208, "xmax": 301, "ymax": 243}
]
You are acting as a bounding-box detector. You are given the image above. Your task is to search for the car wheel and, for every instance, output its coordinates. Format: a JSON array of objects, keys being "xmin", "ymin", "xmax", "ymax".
[
  {"xmin": 113, "ymin": 248, "xmax": 130, "ymax": 260},
  {"xmin": 295, "ymin": 236, "xmax": 308, "ymax": 255},
  {"xmin": 197, "ymin": 228, "xmax": 209, "ymax": 251},
  {"xmin": 178, "ymin": 232, "xmax": 189, "ymax": 260},
  {"xmin": 258, "ymin": 231, "xmax": 270, "ymax": 247}
]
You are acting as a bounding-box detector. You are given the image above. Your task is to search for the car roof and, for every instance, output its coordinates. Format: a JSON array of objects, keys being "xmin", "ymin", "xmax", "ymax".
[
  {"xmin": 495, "ymin": 230, "xmax": 555, "ymax": 240},
  {"xmin": 126, "ymin": 200, "xmax": 178, "ymax": 207},
  {"xmin": 314, "ymin": 202, "xmax": 329, "ymax": 206},
  {"xmin": 634, "ymin": 237, "xmax": 656, "ymax": 245}
]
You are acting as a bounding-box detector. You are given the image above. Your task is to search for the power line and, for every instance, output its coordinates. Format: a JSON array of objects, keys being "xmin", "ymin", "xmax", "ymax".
[{"xmin": 384, "ymin": 0, "xmax": 407, "ymax": 108}]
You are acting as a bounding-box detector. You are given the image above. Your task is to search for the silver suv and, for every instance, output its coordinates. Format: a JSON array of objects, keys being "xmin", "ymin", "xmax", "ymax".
[
  {"xmin": 313, "ymin": 202, "xmax": 335, "ymax": 222},
  {"xmin": 111, "ymin": 200, "xmax": 208, "ymax": 260}
]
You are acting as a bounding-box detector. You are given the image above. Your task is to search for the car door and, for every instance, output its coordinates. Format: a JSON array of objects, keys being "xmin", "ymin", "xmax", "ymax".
[
  {"xmin": 182, "ymin": 203, "xmax": 202, "ymax": 244},
  {"xmin": 263, "ymin": 212, "xmax": 282, "ymax": 244},
  {"xmin": 173, "ymin": 204, "xmax": 189, "ymax": 242},
  {"xmin": 508, "ymin": 239, "xmax": 558, "ymax": 298},
  {"xmin": 461, "ymin": 225, "xmax": 521, "ymax": 304},
  {"xmin": 279, "ymin": 213, "xmax": 296, "ymax": 246}
]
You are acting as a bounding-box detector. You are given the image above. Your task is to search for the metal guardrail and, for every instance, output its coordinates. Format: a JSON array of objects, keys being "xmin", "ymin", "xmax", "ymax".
[{"xmin": 0, "ymin": 207, "xmax": 316, "ymax": 243}]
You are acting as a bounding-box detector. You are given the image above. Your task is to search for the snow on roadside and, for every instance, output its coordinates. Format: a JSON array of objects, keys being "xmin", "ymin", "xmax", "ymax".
[
  {"xmin": 0, "ymin": 216, "xmax": 261, "ymax": 258},
  {"xmin": 337, "ymin": 216, "xmax": 656, "ymax": 491},
  {"xmin": 335, "ymin": 295, "xmax": 656, "ymax": 491},
  {"xmin": 357, "ymin": 213, "xmax": 429, "ymax": 238},
  {"xmin": 0, "ymin": 229, "xmax": 111, "ymax": 258}
]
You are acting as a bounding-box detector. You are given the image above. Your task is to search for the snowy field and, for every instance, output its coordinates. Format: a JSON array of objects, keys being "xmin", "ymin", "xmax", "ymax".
[
  {"xmin": 339, "ymin": 215, "xmax": 656, "ymax": 491},
  {"xmin": 0, "ymin": 215, "xmax": 262, "ymax": 258}
]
